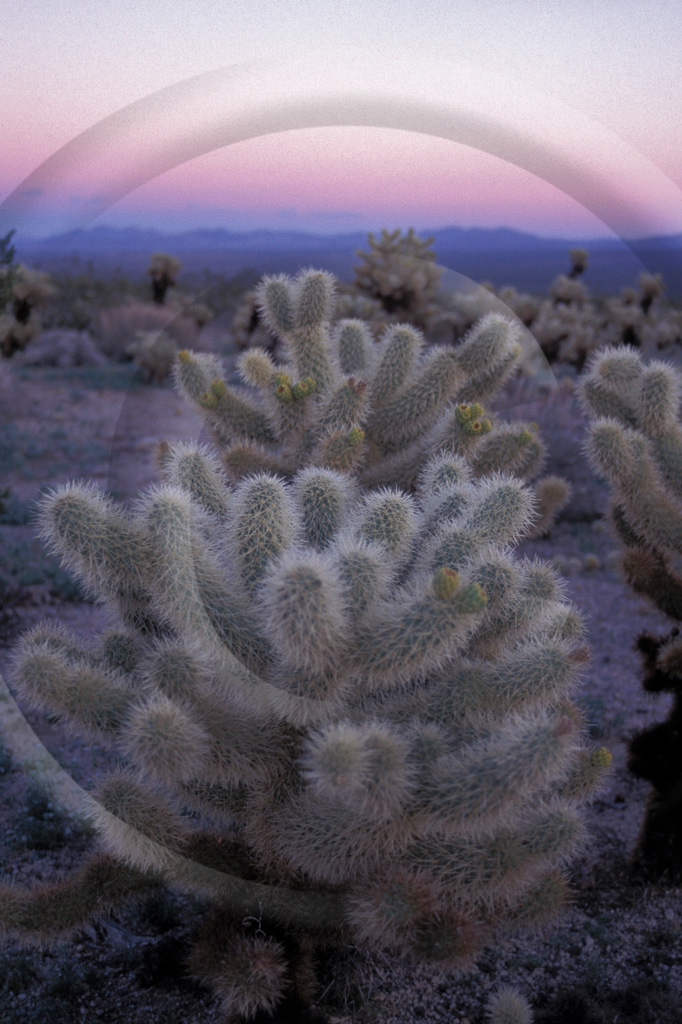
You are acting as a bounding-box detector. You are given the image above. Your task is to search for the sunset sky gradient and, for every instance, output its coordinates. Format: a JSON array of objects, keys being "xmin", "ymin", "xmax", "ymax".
[{"xmin": 2, "ymin": 0, "xmax": 681, "ymax": 240}]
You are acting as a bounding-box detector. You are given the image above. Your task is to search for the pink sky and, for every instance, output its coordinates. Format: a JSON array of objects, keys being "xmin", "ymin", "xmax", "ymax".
[
  {"xmin": 2, "ymin": 12, "xmax": 681, "ymax": 242},
  {"xmin": 3, "ymin": 121, "xmax": 619, "ymax": 239},
  {"xmin": 78, "ymin": 128, "xmax": 620, "ymax": 238}
]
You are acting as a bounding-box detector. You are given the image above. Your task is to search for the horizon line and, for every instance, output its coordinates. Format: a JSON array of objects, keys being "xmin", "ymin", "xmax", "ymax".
[{"xmin": 14, "ymin": 221, "xmax": 682, "ymax": 245}]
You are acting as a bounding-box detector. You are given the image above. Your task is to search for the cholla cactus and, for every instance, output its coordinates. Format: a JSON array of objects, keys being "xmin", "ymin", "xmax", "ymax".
[
  {"xmin": 231, "ymin": 289, "xmax": 279, "ymax": 353},
  {"xmin": 637, "ymin": 272, "xmax": 665, "ymax": 315},
  {"xmin": 332, "ymin": 284, "xmax": 389, "ymax": 335},
  {"xmin": 567, "ymin": 248, "xmax": 589, "ymax": 280},
  {"xmin": 148, "ymin": 252, "xmax": 182, "ymax": 305},
  {"xmin": 0, "ymin": 260, "xmax": 56, "ymax": 358},
  {"xmin": 496, "ymin": 287, "xmax": 541, "ymax": 329},
  {"xmin": 127, "ymin": 330, "xmax": 178, "ymax": 384},
  {"xmin": 487, "ymin": 248, "xmax": 681, "ymax": 370},
  {"xmin": 486, "ymin": 986, "xmax": 534, "ymax": 1024},
  {"xmin": 175, "ymin": 267, "xmax": 569, "ymax": 535},
  {"xmin": 2, "ymin": 441, "xmax": 607, "ymax": 1016},
  {"xmin": 354, "ymin": 228, "xmax": 443, "ymax": 320},
  {"xmin": 182, "ymin": 299, "xmax": 214, "ymax": 330},
  {"xmin": 580, "ymin": 345, "xmax": 682, "ymax": 877},
  {"xmin": 549, "ymin": 274, "xmax": 588, "ymax": 308}
]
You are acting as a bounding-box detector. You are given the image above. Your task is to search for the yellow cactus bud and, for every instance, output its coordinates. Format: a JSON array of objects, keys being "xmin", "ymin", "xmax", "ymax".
[
  {"xmin": 592, "ymin": 747, "xmax": 612, "ymax": 769},
  {"xmin": 177, "ymin": 349, "xmax": 191, "ymax": 363},
  {"xmin": 199, "ymin": 390, "xmax": 218, "ymax": 409},
  {"xmin": 433, "ymin": 567, "xmax": 459, "ymax": 599},
  {"xmin": 455, "ymin": 582, "xmax": 487, "ymax": 614},
  {"xmin": 210, "ymin": 378, "xmax": 227, "ymax": 398},
  {"xmin": 273, "ymin": 372, "xmax": 293, "ymax": 402}
]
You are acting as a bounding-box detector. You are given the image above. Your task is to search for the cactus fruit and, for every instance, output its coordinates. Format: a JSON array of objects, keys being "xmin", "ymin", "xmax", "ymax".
[
  {"xmin": 2, "ymin": 442, "xmax": 606, "ymax": 1017},
  {"xmin": 176, "ymin": 267, "xmax": 569, "ymax": 536},
  {"xmin": 581, "ymin": 344, "xmax": 682, "ymax": 878}
]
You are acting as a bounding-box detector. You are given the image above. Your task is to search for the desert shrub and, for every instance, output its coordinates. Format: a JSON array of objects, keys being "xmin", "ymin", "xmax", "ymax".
[{"xmin": 95, "ymin": 300, "xmax": 200, "ymax": 361}]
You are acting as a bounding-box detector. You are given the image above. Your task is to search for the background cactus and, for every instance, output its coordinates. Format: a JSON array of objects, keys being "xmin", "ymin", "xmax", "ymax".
[
  {"xmin": 580, "ymin": 344, "xmax": 682, "ymax": 879},
  {"xmin": 147, "ymin": 251, "xmax": 182, "ymax": 306},
  {"xmin": 348, "ymin": 232, "xmax": 680, "ymax": 372},
  {"xmin": 0, "ymin": 233, "xmax": 56, "ymax": 358},
  {"xmin": 176, "ymin": 265, "xmax": 569, "ymax": 537},
  {"xmin": 127, "ymin": 329, "xmax": 179, "ymax": 383},
  {"xmin": 353, "ymin": 227, "xmax": 443, "ymax": 323},
  {"xmin": 350, "ymin": 227, "xmax": 499, "ymax": 346},
  {"xmin": 2, "ymin": 431, "xmax": 607, "ymax": 1017},
  {"xmin": 485, "ymin": 248, "xmax": 682, "ymax": 370}
]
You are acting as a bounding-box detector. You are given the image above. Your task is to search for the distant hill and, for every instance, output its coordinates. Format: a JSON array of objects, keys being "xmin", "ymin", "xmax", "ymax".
[{"xmin": 15, "ymin": 225, "xmax": 682, "ymax": 297}]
